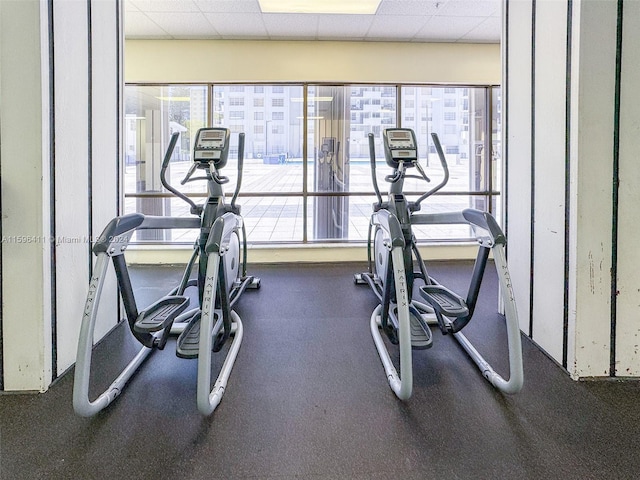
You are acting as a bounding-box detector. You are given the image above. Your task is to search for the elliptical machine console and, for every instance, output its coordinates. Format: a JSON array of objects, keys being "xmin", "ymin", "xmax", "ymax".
[
  {"xmin": 193, "ymin": 127, "xmax": 230, "ymax": 166},
  {"xmin": 383, "ymin": 128, "xmax": 418, "ymax": 166},
  {"xmin": 355, "ymin": 128, "xmax": 523, "ymax": 400}
]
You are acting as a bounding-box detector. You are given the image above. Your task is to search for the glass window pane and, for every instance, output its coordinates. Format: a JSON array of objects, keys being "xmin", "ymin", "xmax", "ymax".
[
  {"xmin": 124, "ymin": 85, "xmax": 208, "ymax": 241},
  {"xmin": 492, "ymin": 85, "xmax": 502, "ymax": 190},
  {"xmin": 306, "ymin": 85, "xmax": 348, "ymax": 239},
  {"xmin": 349, "ymin": 195, "xmax": 379, "ymax": 242},
  {"xmin": 242, "ymin": 196, "xmax": 304, "ymax": 243},
  {"xmin": 400, "ymin": 86, "xmax": 489, "ymax": 200},
  {"xmin": 491, "ymin": 86, "xmax": 502, "ymax": 223},
  {"xmin": 307, "ymin": 85, "xmax": 397, "ymax": 241},
  {"xmin": 123, "ymin": 83, "xmax": 500, "ymax": 245},
  {"xmin": 212, "ymin": 85, "xmax": 304, "ymax": 195}
]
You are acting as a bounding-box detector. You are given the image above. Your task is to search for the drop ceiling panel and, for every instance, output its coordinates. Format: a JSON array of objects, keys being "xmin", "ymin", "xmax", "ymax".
[
  {"xmin": 366, "ymin": 14, "xmax": 430, "ymax": 41},
  {"xmin": 376, "ymin": 0, "xmax": 443, "ymax": 17},
  {"xmin": 193, "ymin": 0, "xmax": 261, "ymax": 14},
  {"xmin": 317, "ymin": 15, "xmax": 373, "ymax": 40},
  {"xmin": 125, "ymin": 11, "xmax": 170, "ymax": 37},
  {"xmin": 204, "ymin": 12, "xmax": 268, "ymax": 38},
  {"xmin": 262, "ymin": 14, "xmax": 320, "ymax": 39},
  {"xmin": 460, "ymin": 16, "xmax": 501, "ymax": 43},
  {"xmin": 415, "ymin": 15, "xmax": 490, "ymax": 42},
  {"xmin": 147, "ymin": 12, "xmax": 220, "ymax": 38},
  {"xmin": 436, "ymin": 0, "xmax": 499, "ymax": 17},
  {"xmin": 124, "ymin": 0, "xmax": 501, "ymax": 43},
  {"xmin": 125, "ymin": 1, "xmax": 140, "ymax": 13},
  {"xmin": 129, "ymin": 0, "xmax": 199, "ymax": 13}
]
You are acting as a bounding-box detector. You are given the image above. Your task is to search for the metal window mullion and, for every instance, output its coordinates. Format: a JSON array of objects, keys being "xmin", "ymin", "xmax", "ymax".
[
  {"xmin": 124, "ymin": 190, "xmax": 500, "ymax": 199},
  {"xmin": 486, "ymin": 87, "xmax": 494, "ymax": 214},
  {"xmin": 302, "ymin": 85, "xmax": 308, "ymax": 243},
  {"xmin": 208, "ymin": 83, "xmax": 214, "ymax": 127},
  {"xmin": 396, "ymin": 84, "xmax": 402, "ymax": 127}
]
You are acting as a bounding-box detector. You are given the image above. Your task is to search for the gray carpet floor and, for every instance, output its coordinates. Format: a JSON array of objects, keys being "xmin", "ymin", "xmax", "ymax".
[{"xmin": 1, "ymin": 261, "xmax": 638, "ymax": 479}]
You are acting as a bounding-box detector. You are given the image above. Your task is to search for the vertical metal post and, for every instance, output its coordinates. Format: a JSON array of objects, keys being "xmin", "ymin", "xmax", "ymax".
[
  {"xmin": 486, "ymin": 86, "xmax": 494, "ymax": 215},
  {"xmin": 302, "ymin": 85, "xmax": 308, "ymax": 243}
]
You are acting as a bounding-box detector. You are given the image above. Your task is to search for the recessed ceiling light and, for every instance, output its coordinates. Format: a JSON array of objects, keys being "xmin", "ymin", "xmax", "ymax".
[{"xmin": 259, "ymin": 0, "xmax": 381, "ymax": 15}]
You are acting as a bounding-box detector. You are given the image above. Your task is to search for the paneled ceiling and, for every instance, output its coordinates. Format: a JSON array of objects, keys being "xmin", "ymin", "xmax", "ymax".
[{"xmin": 124, "ymin": 0, "xmax": 502, "ymax": 43}]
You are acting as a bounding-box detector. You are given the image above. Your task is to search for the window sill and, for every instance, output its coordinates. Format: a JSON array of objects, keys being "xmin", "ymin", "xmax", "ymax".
[{"xmin": 124, "ymin": 242, "xmax": 482, "ymax": 265}]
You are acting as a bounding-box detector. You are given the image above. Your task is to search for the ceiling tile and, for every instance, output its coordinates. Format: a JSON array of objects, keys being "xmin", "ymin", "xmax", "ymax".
[
  {"xmin": 146, "ymin": 12, "xmax": 220, "ymax": 38},
  {"xmin": 193, "ymin": 0, "xmax": 261, "ymax": 14},
  {"xmin": 366, "ymin": 14, "xmax": 429, "ymax": 41},
  {"xmin": 460, "ymin": 16, "xmax": 500, "ymax": 43},
  {"xmin": 435, "ymin": 0, "xmax": 500, "ymax": 17},
  {"xmin": 414, "ymin": 15, "xmax": 485, "ymax": 42},
  {"xmin": 317, "ymin": 14, "xmax": 373, "ymax": 40},
  {"xmin": 125, "ymin": 1, "xmax": 140, "ymax": 12},
  {"xmin": 204, "ymin": 12, "xmax": 268, "ymax": 38},
  {"xmin": 262, "ymin": 14, "xmax": 319, "ymax": 39},
  {"xmin": 124, "ymin": 11, "xmax": 171, "ymax": 38},
  {"xmin": 129, "ymin": 0, "xmax": 200, "ymax": 13},
  {"xmin": 376, "ymin": 0, "xmax": 443, "ymax": 17}
]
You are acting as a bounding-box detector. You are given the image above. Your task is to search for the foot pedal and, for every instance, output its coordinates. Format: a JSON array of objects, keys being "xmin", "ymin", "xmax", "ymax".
[
  {"xmin": 410, "ymin": 307, "xmax": 433, "ymax": 350},
  {"xmin": 354, "ymin": 273, "xmax": 369, "ymax": 285},
  {"xmin": 419, "ymin": 285, "xmax": 469, "ymax": 318},
  {"xmin": 176, "ymin": 309, "xmax": 231, "ymax": 358},
  {"xmin": 134, "ymin": 296, "xmax": 189, "ymax": 333},
  {"xmin": 176, "ymin": 312, "xmax": 202, "ymax": 359}
]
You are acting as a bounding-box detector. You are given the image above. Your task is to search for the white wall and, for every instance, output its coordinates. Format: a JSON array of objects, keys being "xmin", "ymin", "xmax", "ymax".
[
  {"xmin": 531, "ymin": 0, "xmax": 569, "ymax": 361},
  {"xmin": 570, "ymin": 0, "xmax": 616, "ymax": 377},
  {"xmin": 53, "ymin": 0, "xmax": 92, "ymax": 379},
  {"xmin": 506, "ymin": 0, "xmax": 639, "ymax": 378},
  {"xmin": 125, "ymin": 39, "xmax": 501, "ymax": 84},
  {"xmin": 89, "ymin": 0, "xmax": 121, "ymax": 344},
  {"xmin": 615, "ymin": 0, "xmax": 640, "ymax": 376},
  {"xmin": 0, "ymin": 0, "xmax": 51, "ymax": 391},
  {"xmin": 0, "ymin": 0, "xmax": 120, "ymax": 391},
  {"xmin": 504, "ymin": 0, "xmax": 532, "ymax": 335}
]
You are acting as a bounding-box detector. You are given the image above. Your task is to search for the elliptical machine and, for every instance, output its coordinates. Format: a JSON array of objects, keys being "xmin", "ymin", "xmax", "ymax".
[
  {"xmin": 355, "ymin": 128, "xmax": 523, "ymax": 400},
  {"xmin": 74, "ymin": 127, "xmax": 260, "ymax": 416}
]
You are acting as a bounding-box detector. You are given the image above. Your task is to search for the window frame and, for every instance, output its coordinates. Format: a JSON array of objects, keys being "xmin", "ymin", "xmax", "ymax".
[{"xmin": 123, "ymin": 82, "xmax": 501, "ymax": 245}]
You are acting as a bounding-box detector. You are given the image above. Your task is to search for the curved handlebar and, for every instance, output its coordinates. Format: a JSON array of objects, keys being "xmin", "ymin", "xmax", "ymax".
[
  {"xmin": 180, "ymin": 163, "xmax": 198, "ymax": 185},
  {"xmin": 412, "ymin": 133, "xmax": 450, "ymax": 209},
  {"xmin": 231, "ymin": 133, "xmax": 245, "ymax": 209},
  {"xmin": 160, "ymin": 132, "xmax": 199, "ymax": 211},
  {"xmin": 161, "ymin": 131, "xmax": 180, "ymax": 171},
  {"xmin": 368, "ymin": 133, "xmax": 383, "ymax": 208},
  {"xmin": 385, "ymin": 170, "xmax": 403, "ymax": 184},
  {"xmin": 209, "ymin": 165, "xmax": 230, "ymax": 185}
]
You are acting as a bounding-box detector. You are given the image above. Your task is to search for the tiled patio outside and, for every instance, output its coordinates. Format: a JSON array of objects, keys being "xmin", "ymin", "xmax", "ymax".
[{"xmin": 124, "ymin": 155, "xmax": 495, "ymax": 244}]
